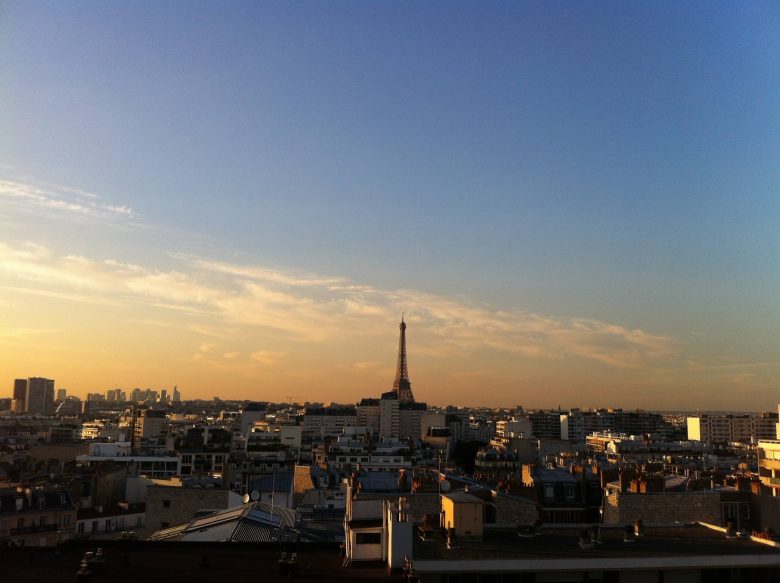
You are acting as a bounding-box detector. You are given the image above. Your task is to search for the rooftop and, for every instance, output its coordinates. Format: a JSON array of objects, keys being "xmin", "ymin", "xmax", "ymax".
[
  {"xmin": 148, "ymin": 501, "xmax": 298, "ymax": 543},
  {"xmin": 413, "ymin": 523, "xmax": 780, "ymax": 564},
  {"xmin": 442, "ymin": 491, "xmax": 484, "ymax": 504},
  {"xmin": 3, "ymin": 540, "xmax": 400, "ymax": 582}
]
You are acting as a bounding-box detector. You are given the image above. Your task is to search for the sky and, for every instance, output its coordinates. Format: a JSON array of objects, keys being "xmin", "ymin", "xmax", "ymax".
[{"xmin": 0, "ymin": 1, "xmax": 778, "ymax": 410}]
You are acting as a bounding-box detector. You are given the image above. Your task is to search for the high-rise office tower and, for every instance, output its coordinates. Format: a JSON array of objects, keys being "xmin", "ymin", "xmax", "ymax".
[
  {"xmin": 13, "ymin": 379, "xmax": 27, "ymax": 408},
  {"xmin": 25, "ymin": 377, "xmax": 55, "ymax": 414},
  {"xmin": 12, "ymin": 379, "xmax": 27, "ymax": 412}
]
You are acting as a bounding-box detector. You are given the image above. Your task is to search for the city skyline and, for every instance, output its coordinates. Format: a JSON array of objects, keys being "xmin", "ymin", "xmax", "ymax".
[{"xmin": 1, "ymin": 2, "xmax": 778, "ymax": 409}]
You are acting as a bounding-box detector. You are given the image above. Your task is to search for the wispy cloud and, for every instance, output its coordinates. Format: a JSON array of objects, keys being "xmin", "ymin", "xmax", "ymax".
[
  {"xmin": 0, "ymin": 240, "xmax": 681, "ymax": 370},
  {"xmin": 250, "ymin": 350, "xmax": 287, "ymax": 366},
  {"xmin": 189, "ymin": 256, "xmax": 345, "ymax": 288},
  {"xmin": 0, "ymin": 327, "xmax": 62, "ymax": 339},
  {"xmin": 352, "ymin": 361, "xmax": 382, "ymax": 371},
  {"xmin": 0, "ymin": 179, "xmax": 140, "ymax": 227}
]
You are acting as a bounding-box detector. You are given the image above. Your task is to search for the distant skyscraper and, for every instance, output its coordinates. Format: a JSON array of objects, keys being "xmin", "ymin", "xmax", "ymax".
[
  {"xmin": 13, "ymin": 379, "xmax": 27, "ymax": 410},
  {"xmin": 392, "ymin": 317, "xmax": 415, "ymax": 403},
  {"xmin": 12, "ymin": 379, "xmax": 27, "ymax": 412},
  {"xmin": 25, "ymin": 377, "xmax": 55, "ymax": 414},
  {"xmin": 173, "ymin": 385, "xmax": 181, "ymax": 403},
  {"xmin": 56, "ymin": 388, "xmax": 67, "ymax": 401}
]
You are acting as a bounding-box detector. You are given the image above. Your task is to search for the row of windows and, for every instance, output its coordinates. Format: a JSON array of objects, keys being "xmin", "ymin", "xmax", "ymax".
[
  {"xmin": 543, "ymin": 485, "xmax": 578, "ymax": 501},
  {"xmin": 180, "ymin": 455, "xmax": 227, "ymax": 464},
  {"xmin": 335, "ymin": 456, "xmax": 405, "ymax": 464},
  {"xmin": 6, "ymin": 513, "xmax": 72, "ymax": 530},
  {"xmin": 139, "ymin": 461, "xmax": 179, "ymax": 470},
  {"xmin": 77, "ymin": 515, "xmax": 143, "ymax": 534}
]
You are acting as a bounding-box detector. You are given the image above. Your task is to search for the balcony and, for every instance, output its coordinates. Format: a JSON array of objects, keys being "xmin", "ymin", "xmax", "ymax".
[
  {"xmin": 759, "ymin": 458, "xmax": 780, "ymax": 471},
  {"xmin": 10, "ymin": 523, "xmax": 60, "ymax": 535},
  {"xmin": 760, "ymin": 477, "xmax": 780, "ymax": 487}
]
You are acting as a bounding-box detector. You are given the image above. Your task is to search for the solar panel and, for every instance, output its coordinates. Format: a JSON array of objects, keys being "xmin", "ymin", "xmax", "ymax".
[{"xmin": 188, "ymin": 506, "xmax": 246, "ymax": 530}]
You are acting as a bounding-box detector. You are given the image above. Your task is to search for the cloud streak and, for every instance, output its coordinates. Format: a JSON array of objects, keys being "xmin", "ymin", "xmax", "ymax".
[
  {"xmin": 0, "ymin": 240, "xmax": 680, "ymax": 370},
  {"xmin": 0, "ymin": 179, "xmax": 139, "ymax": 226}
]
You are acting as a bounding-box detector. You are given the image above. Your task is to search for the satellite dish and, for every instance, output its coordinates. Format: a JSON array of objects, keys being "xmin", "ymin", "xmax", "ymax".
[
  {"xmin": 242, "ymin": 493, "xmax": 250, "ymax": 504},
  {"xmin": 250, "ymin": 490, "xmax": 260, "ymax": 502},
  {"xmin": 441, "ymin": 480, "xmax": 451, "ymax": 492}
]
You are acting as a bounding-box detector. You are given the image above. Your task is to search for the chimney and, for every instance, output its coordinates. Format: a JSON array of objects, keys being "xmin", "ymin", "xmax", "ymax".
[
  {"xmin": 578, "ymin": 530, "xmax": 594, "ymax": 549},
  {"xmin": 591, "ymin": 524, "xmax": 602, "ymax": 544},
  {"xmin": 725, "ymin": 520, "xmax": 737, "ymax": 538},
  {"xmin": 634, "ymin": 518, "xmax": 644, "ymax": 537},
  {"xmin": 623, "ymin": 524, "xmax": 635, "ymax": 543}
]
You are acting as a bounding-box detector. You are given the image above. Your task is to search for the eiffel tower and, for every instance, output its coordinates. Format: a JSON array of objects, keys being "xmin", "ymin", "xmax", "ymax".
[{"xmin": 392, "ymin": 316, "xmax": 415, "ymax": 402}]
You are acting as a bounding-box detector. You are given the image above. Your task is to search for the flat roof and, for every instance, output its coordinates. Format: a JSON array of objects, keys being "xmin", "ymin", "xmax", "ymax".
[
  {"xmin": 4, "ymin": 541, "xmax": 400, "ymax": 582},
  {"xmin": 413, "ymin": 524, "xmax": 780, "ymax": 566},
  {"xmin": 442, "ymin": 491, "xmax": 484, "ymax": 504}
]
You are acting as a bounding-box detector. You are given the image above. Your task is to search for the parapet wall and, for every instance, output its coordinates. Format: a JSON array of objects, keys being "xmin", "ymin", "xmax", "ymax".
[{"xmin": 603, "ymin": 491, "xmax": 720, "ymax": 525}]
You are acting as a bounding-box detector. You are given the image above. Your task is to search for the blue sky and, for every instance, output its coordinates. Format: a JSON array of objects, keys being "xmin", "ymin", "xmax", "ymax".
[{"xmin": 1, "ymin": 2, "xmax": 778, "ymax": 408}]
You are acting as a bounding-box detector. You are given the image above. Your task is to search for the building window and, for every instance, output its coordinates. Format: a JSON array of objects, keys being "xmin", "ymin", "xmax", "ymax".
[
  {"xmin": 162, "ymin": 500, "xmax": 171, "ymax": 508},
  {"xmin": 355, "ymin": 532, "xmax": 381, "ymax": 544},
  {"xmin": 78, "ymin": 523, "xmax": 84, "ymax": 534},
  {"xmin": 544, "ymin": 485, "xmax": 555, "ymax": 501},
  {"xmin": 39, "ymin": 516, "xmax": 47, "ymax": 528},
  {"xmin": 17, "ymin": 517, "xmax": 24, "ymax": 529}
]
